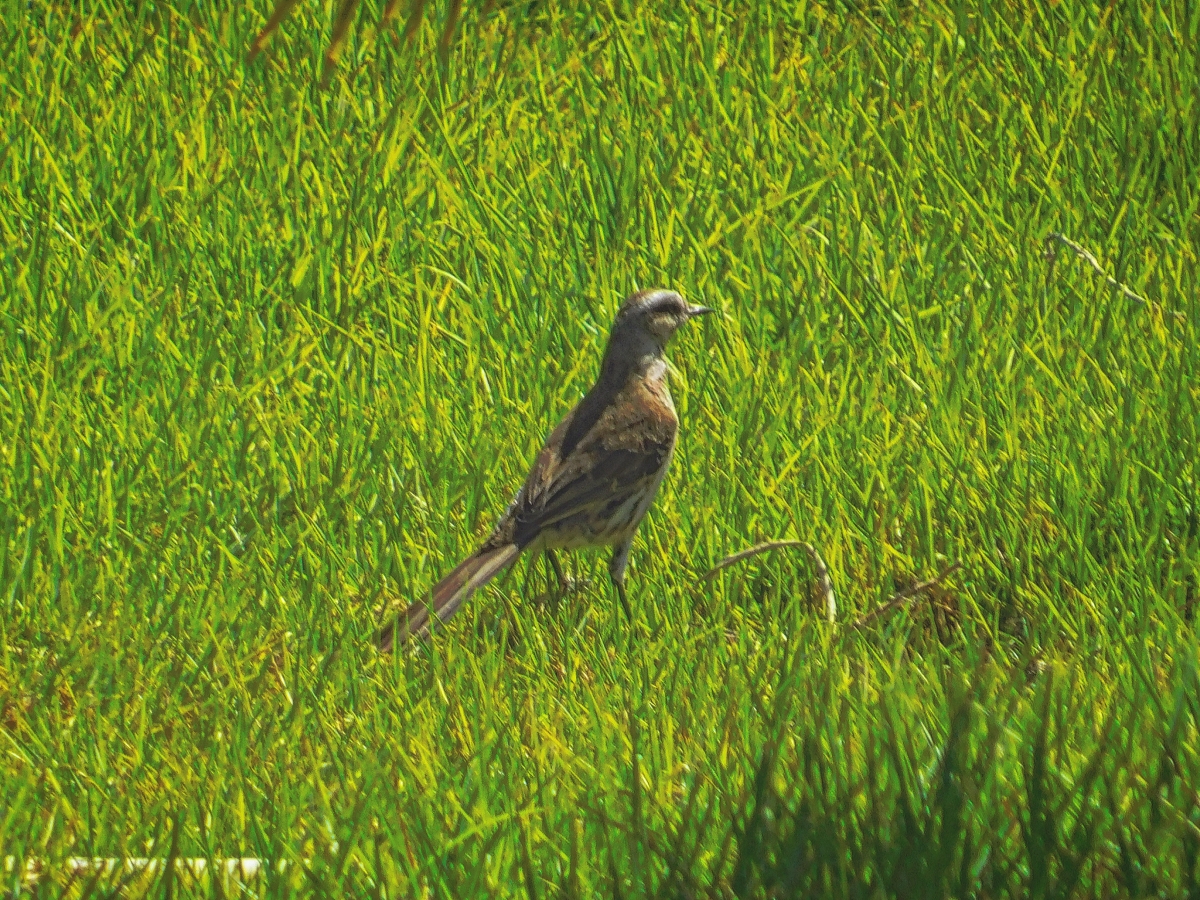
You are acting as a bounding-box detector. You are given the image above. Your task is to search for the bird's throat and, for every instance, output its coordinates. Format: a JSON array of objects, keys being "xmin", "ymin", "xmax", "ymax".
[{"xmin": 598, "ymin": 327, "xmax": 666, "ymax": 387}]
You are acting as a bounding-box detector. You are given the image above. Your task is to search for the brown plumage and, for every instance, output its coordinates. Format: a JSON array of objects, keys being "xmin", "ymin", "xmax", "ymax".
[{"xmin": 377, "ymin": 288, "xmax": 712, "ymax": 651}]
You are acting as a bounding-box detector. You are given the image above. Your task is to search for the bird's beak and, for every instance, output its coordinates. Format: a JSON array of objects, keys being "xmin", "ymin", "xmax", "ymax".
[{"xmin": 687, "ymin": 305, "xmax": 714, "ymax": 318}]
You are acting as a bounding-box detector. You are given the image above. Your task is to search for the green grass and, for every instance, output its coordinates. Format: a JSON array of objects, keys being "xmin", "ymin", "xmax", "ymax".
[{"xmin": 2, "ymin": 0, "xmax": 1199, "ymax": 895}]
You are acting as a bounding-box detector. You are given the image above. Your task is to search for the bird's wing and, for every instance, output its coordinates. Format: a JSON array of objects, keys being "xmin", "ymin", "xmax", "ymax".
[{"xmin": 511, "ymin": 383, "xmax": 677, "ymax": 544}]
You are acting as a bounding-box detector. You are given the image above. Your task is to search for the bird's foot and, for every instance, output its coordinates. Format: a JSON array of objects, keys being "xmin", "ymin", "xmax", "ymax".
[
  {"xmin": 530, "ymin": 577, "xmax": 593, "ymax": 611},
  {"xmin": 557, "ymin": 574, "xmax": 593, "ymax": 595}
]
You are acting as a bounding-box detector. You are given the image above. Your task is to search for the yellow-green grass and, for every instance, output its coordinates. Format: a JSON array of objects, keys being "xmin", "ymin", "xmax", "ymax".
[{"xmin": 2, "ymin": 0, "xmax": 1198, "ymax": 895}]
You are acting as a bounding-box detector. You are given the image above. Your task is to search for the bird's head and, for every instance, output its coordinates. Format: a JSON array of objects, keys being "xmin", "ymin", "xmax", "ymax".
[{"xmin": 612, "ymin": 288, "xmax": 713, "ymax": 349}]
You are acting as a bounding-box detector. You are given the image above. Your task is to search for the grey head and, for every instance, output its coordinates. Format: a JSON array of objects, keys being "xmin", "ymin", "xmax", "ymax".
[
  {"xmin": 596, "ymin": 288, "xmax": 713, "ymax": 380},
  {"xmin": 611, "ymin": 288, "xmax": 713, "ymax": 347}
]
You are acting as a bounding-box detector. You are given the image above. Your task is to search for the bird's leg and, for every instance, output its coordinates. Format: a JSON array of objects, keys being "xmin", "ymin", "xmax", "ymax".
[
  {"xmin": 546, "ymin": 549, "xmax": 570, "ymax": 594},
  {"xmin": 616, "ymin": 581, "xmax": 632, "ymax": 622},
  {"xmin": 609, "ymin": 541, "xmax": 634, "ymax": 622}
]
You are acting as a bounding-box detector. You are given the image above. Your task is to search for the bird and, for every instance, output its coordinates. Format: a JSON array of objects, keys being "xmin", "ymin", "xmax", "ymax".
[{"xmin": 376, "ymin": 288, "xmax": 713, "ymax": 652}]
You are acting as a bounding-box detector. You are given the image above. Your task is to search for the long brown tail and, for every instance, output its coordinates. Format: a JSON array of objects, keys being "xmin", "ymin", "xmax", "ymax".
[{"xmin": 376, "ymin": 543, "xmax": 520, "ymax": 652}]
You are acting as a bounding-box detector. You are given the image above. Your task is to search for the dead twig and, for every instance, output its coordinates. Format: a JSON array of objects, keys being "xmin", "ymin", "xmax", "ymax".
[
  {"xmin": 702, "ymin": 540, "xmax": 836, "ymax": 623},
  {"xmin": 853, "ymin": 561, "xmax": 962, "ymax": 629},
  {"xmin": 1043, "ymin": 232, "xmax": 1184, "ymax": 321}
]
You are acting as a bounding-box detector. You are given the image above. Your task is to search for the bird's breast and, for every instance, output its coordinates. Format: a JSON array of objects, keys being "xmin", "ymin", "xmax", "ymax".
[{"xmin": 635, "ymin": 362, "xmax": 678, "ymax": 423}]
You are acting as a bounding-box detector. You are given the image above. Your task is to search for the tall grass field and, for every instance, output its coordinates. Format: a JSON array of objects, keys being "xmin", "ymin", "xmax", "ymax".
[{"xmin": 2, "ymin": 0, "xmax": 1198, "ymax": 895}]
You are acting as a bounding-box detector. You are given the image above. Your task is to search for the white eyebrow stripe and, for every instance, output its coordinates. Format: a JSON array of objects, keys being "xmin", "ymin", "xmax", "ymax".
[{"xmin": 640, "ymin": 291, "xmax": 682, "ymax": 313}]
